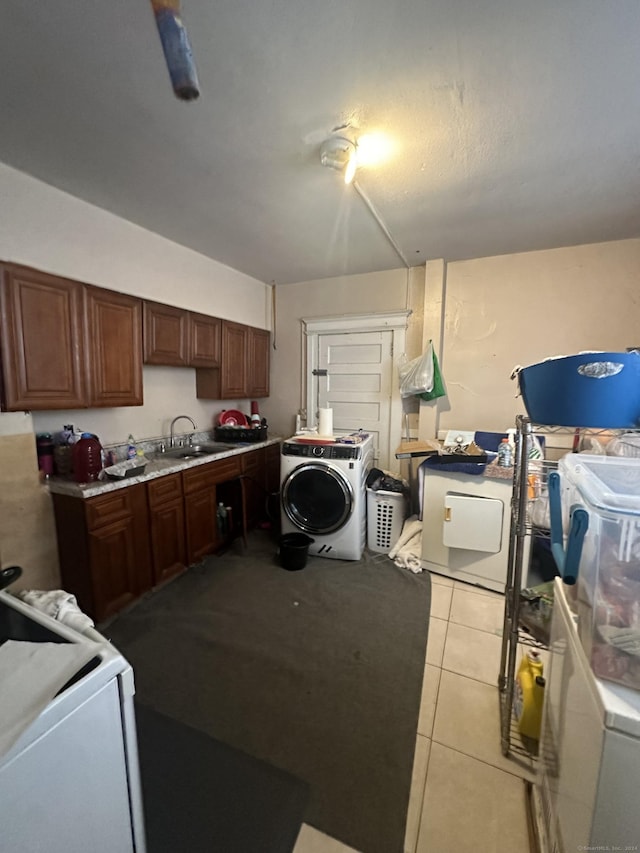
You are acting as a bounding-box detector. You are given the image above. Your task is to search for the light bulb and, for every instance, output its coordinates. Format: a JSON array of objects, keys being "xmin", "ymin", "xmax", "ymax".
[{"xmin": 344, "ymin": 147, "xmax": 357, "ymax": 185}]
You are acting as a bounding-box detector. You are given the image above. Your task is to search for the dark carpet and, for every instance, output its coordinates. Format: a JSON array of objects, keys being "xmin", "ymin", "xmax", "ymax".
[
  {"xmin": 107, "ymin": 530, "xmax": 432, "ymax": 853},
  {"xmin": 135, "ymin": 702, "xmax": 309, "ymax": 853}
]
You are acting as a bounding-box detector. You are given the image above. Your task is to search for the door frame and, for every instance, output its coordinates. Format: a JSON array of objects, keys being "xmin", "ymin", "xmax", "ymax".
[{"xmin": 303, "ymin": 311, "xmax": 410, "ymax": 467}]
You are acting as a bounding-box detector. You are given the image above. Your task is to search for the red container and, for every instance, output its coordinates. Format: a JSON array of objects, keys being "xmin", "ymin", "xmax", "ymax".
[{"xmin": 73, "ymin": 433, "xmax": 103, "ymax": 483}]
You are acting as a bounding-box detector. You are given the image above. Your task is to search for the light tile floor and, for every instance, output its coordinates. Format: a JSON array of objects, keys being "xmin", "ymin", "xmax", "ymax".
[{"xmin": 293, "ymin": 573, "xmax": 533, "ymax": 853}]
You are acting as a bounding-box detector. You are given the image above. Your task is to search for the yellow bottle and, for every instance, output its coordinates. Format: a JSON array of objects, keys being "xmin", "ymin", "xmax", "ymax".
[{"xmin": 513, "ymin": 650, "xmax": 545, "ymax": 740}]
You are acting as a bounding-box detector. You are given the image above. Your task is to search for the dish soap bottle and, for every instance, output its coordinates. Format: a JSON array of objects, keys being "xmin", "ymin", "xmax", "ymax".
[
  {"xmin": 513, "ymin": 649, "xmax": 545, "ymax": 740},
  {"xmin": 127, "ymin": 434, "xmax": 137, "ymax": 459}
]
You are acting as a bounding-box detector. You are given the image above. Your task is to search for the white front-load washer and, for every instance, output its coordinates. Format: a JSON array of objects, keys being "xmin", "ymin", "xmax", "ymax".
[{"xmin": 280, "ymin": 435, "xmax": 373, "ymax": 560}]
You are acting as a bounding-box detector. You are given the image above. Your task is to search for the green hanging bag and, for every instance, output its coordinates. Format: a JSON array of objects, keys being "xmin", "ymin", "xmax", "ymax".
[{"xmin": 420, "ymin": 346, "xmax": 446, "ymax": 401}]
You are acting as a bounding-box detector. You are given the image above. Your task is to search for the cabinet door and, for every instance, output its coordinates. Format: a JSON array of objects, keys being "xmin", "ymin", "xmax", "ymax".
[
  {"xmin": 443, "ymin": 494, "xmax": 503, "ymax": 552},
  {"xmin": 265, "ymin": 442, "xmax": 281, "ymax": 494},
  {"xmin": 86, "ymin": 286, "xmax": 143, "ymax": 407},
  {"xmin": 143, "ymin": 301, "xmax": 189, "ymax": 366},
  {"xmin": 189, "ymin": 313, "xmax": 221, "ymax": 367},
  {"xmin": 220, "ymin": 320, "xmax": 248, "ymax": 398},
  {"xmin": 149, "ymin": 497, "xmax": 186, "ymax": 584},
  {"xmin": 184, "ymin": 487, "xmax": 219, "ymax": 564},
  {"xmin": 0, "ymin": 264, "xmax": 87, "ymax": 410},
  {"xmin": 248, "ymin": 327, "xmax": 270, "ymax": 397},
  {"xmin": 88, "ymin": 517, "xmax": 140, "ymax": 621},
  {"xmin": 241, "ymin": 447, "xmax": 265, "ymax": 529}
]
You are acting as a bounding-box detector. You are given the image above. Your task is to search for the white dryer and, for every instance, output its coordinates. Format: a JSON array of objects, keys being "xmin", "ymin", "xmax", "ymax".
[{"xmin": 280, "ymin": 435, "xmax": 373, "ymax": 561}]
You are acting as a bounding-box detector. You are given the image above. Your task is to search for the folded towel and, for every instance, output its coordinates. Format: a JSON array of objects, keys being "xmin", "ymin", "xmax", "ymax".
[{"xmin": 389, "ymin": 517, "xmax": 423, "ymax": 573}]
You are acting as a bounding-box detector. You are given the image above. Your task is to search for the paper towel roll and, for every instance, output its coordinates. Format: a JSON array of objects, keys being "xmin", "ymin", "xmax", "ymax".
[{"xmin": 318, "ymin": 408, "xmax": 333, "ymax": 437}]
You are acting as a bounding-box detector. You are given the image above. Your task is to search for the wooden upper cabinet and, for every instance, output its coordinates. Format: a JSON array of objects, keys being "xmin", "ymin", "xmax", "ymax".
[
  {"xmin": 0, "ymin": 264, "xmax": 87, "ymax": 410},
  {"xmin": 248, "ymin": 326, "xmax": 270, "ymax": 398},
  {"xmin": 143, "ymin": 301, "xmax": 189, "ymax": 366},
  {"xmin": 220, "ymin": 320, "xmax": 249, "ymax": 398},
  {"xmin": 195, "ymin": 320, "xmax": 271, "ymax": 400},
  {"xmin": 85, "ymin": 286, "xmax": 143, "ymax": 407},
  {"xmin": 189, "ymin": 312, "xmax": 221, "ymax": 367},
  {"xmin": 143, "ymin": 304, "xmax": 221, "ymax": 369}
]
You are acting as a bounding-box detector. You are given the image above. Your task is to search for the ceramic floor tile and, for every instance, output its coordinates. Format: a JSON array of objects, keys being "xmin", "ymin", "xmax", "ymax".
[
  {"xmin": 425, "ymin": 616, "xmax": 447, "ymax": 667},
  {"xmin": 432, "ymin": 669, "xmax": 533, "ymax": 779},
  {"xmin": 428, "ymin": 571, "xmax": 453, "ymax": 588},
  {"xmin": 417, "ymin": 665, "xmax": 441, "ymax": 737},
  {"xmin": 294, "ymin": 825, "xmax": 361, "ymax": 853},
  {"xmin": 453, "ymin": 579, "xmax": 503, "ymax": 599},
  {"xmin": 430, "ymin": 583, "xmax": 453, "ymax": 620},
  {"xmin": 442, "ymin": 622, "xmax": 503, "ymax": 686},
  {"xmin": 415, "ymin": 742, "xmax": 531, "ymax": 853},
  {"xmin": 449, "ymin": 586, "xmax": 505, "ymax": 635},
  {"xmin": 403, "ymin": 734, "xmax": 431, "ymax": 853}
]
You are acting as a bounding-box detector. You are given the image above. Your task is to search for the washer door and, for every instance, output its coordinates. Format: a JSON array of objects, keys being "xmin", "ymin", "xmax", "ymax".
[{"xmin": 282, "ymin": 463, "xmax": 354, "ymax": 534}]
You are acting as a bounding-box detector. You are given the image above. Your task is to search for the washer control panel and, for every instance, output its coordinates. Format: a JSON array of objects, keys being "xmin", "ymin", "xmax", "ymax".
[{"xmin": 282, "ymin": 441, "xmax": 361, "ymax": 460}]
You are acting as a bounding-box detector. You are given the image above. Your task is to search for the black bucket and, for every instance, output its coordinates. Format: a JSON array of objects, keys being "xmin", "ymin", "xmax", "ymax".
[{"xmin": 278, "ymin": 533, "xmax": 314, "ymax": 571}]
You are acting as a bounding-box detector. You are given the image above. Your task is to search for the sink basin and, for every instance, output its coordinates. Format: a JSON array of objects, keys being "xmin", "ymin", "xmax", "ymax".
[{"xmin": 157, "ymin": 443, "xmax": 235, "ymax": 460}]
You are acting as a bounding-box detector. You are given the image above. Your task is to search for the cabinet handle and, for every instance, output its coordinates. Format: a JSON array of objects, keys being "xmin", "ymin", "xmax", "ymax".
[{"xmin": 444, "ymin": 507, "xmax": 451, "ymax": 522}]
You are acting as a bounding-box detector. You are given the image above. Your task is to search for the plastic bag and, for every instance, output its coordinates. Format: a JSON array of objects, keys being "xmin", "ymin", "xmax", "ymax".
[
  {"xmin": 420, "ymin": 346, "xmax": 446, "ymax": 401},
  {"xmin": 399, "ymin": 343, "xmax": 434, "ymax": 398}
]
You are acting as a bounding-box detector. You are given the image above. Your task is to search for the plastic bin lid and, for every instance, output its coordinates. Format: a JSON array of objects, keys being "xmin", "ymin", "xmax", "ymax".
[{"xmin": 559, "ymin": 453, "xmax": 640, "ymax": 516}]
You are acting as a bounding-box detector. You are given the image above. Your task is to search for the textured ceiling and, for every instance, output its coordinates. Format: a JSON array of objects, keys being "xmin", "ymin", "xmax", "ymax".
[{"xmin": 1, "ymin": 1, "xmax": 639, "ymax": 284}]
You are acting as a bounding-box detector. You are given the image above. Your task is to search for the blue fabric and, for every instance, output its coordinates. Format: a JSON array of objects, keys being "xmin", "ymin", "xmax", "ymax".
[
  {"xmin": 474, "ymin": 431, "xmax": 508, "ymax": 452},
  {"xmin": 419, "ymin": 451, "xmax": 498, "ymax": 477}
]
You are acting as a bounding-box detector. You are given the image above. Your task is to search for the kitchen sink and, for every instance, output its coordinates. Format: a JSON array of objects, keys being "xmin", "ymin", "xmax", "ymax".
[{"xmin": 156, "ymin": 443, "xmax": 235, "ymax": 460}]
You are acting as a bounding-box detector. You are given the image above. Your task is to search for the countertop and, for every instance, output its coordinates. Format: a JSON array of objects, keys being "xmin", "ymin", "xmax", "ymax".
[{"xmin": 46, "ymin": 437, "xmax": 282, "ymax": 499}]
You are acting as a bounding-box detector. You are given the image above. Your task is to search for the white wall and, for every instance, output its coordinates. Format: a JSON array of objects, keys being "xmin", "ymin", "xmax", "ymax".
[
  {"xmin": 420, "ymin": 238, "xmax": 640, "ymax": 436},
  {"xmin": 0, "ymin": 162, "xmax": 271, "ymax": 445},
  {"xmin": 263, "ymin": 267, "xmax": 426, "ymax": 440}
]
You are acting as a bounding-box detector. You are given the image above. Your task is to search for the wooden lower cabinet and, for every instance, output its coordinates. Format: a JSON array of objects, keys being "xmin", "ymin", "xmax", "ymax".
[
  {"xmin": 52, "ymin": 445, "xmax": 276, "ymax": 621},
  {"xmin": 147, "ymin": 473, "xmax": 186, "ymax": 584},
  {"xmin": 183, "ymin": 454, "xmax": 243, "ymax": 557},
  {"xmin": 265, "ymin": 442, "xmax": 281, "ymax": 494},
  {"xmin": 183, "ymin": 464, "xmax": 219, "ymax": 564},
  {"xmin": 241, "ymin": 448, "xmax": 266, "ymax": 530},
  {"xmin": 52, "ymin": 484, "xmax": 152, "ymax": 623}
]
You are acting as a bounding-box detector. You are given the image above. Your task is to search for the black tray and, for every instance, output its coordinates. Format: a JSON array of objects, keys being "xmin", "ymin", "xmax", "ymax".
[
  {"xmin": 430, "ymin": 452, "xmax": 488, "ymax": 464},
  {"xmin": 215, "ymin": 425, "xmax": 268, "ymax": 443}
]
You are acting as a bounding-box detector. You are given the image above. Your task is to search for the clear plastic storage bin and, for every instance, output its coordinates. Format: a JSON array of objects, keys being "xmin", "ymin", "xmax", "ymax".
[
  {"xmin": 558, "ymin": 453, "xmax": 640, "ymax": 690},
  {"xmin": 367, "ymin": 488, "xmax": 407, "ymax": 554}
]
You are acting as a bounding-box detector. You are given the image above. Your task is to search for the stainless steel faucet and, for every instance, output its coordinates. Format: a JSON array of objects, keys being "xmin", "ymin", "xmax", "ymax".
[{"xmin": 169, "ymin": 415, "xmax": 197, "ymax": 447}]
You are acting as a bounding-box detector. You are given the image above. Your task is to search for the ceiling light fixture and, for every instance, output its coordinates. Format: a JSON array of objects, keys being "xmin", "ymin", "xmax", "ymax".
[{"xmin": 320, "ymin": 136, "xmax": 358, "ymax": 184}]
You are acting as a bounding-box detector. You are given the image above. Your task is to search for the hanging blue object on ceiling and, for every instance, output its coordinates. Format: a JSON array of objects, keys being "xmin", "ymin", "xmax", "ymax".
[{"xmin": 150, "ymin": 0, "xmax": 200, "ymax": 101}]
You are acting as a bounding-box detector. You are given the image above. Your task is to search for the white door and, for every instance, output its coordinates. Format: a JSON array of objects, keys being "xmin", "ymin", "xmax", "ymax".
[
  {"xmin": 317, "ymin": 330, "xmax": 393, "ymax": 467},
  {"xmin": 442, "ymin": 493, "xmax": 504, "ymax": 553},
  {"xmin": 304, "ymin": 311, "xmax": 409, "ymax": 473}
]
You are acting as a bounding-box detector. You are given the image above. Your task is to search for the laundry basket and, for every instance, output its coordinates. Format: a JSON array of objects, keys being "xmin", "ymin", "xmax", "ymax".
[{"xmin": 367, "ymin": 488, "xmax": 407, "ymax": 554}]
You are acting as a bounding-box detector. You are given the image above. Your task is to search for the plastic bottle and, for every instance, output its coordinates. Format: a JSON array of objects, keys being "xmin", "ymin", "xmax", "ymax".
[
  {"xmin": 513, "ymin": 650, "xmax": 545, "ymax": 740},
  {"xmin": 217, "ymin": 502, "xmax": 228, "ymax": 536},
  {"xmin": 61, "ymin": 424, "xmax": 76, "ymax": 445},
  {"xmin": 36, "ymin": 433, "xmax": 55, "ymax": 477},
  {"xmin": 73, "ymin": 433, "xmax": 104, "ymax": 483},
  {"xmin": 497, "ymin": 437, "xmax": 513, "ymax": 467},
  {"xmin": 127, "ymin": 434, "xmax": 137, "ymax": 459}
]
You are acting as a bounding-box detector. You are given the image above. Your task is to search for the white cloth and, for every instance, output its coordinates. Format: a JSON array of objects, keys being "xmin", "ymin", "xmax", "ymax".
[
  {"xmin": 389, "ymin": 516, "xmax": 423, "ymax": 573},
  {"xmin": 17, "ymin": 590, "xmax": 95, "ymax": 635}
]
